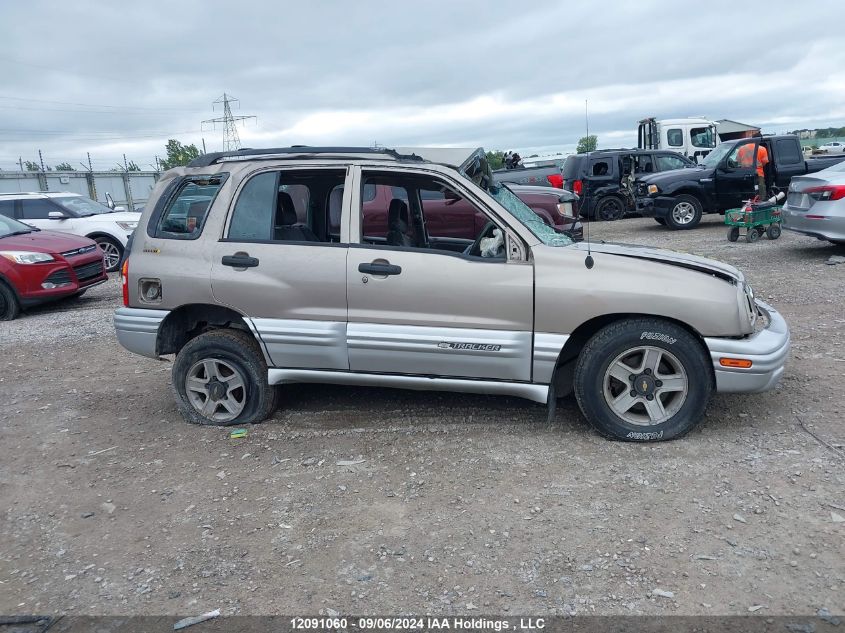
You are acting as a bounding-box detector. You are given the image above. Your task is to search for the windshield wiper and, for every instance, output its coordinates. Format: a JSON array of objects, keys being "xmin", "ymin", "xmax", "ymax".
[{"xmin": 0, "ymin": 229, "xmax": 34, "ymax": 238}]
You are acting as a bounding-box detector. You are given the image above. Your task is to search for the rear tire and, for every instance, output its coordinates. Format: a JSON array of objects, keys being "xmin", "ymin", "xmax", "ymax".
[
  {"xmin": 766, "ymin": 224, "xmax": 781, "ymax": 239},
  {"xmin": 746, "ymin": 228, "xmax": 761, "ymax": 243},
  {"xmin": 595, "ymin": 196, "xmax": 626, "ymax": 221},
  {"xmin": 665, "ymin": 194, "xmax": 703, "ymax": 230},
  {"xmin": 172, "ymin": 329, "xmax": 279, "ymax": 426},
  {"xmin": 0, "ymin": 280, "xmax": 21, "ymax": 321},
  {"xmin": 727, "ymin": 226, "xmax": 740, "ymax": 242},
  {"xmin": 573, "ymin": 318, "xmax": 711, "ymax": 441}
]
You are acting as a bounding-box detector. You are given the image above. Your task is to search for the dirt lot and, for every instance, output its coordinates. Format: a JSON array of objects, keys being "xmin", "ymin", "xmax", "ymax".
[{"xmin": 1, "ymin": 214, "xmax": 843, "ymax": 617}]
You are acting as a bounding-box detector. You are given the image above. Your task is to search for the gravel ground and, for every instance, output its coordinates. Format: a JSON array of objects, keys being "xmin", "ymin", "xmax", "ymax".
[{"xmin": 1, "ymin": 214, "xmax": 843, "ymax": 617}]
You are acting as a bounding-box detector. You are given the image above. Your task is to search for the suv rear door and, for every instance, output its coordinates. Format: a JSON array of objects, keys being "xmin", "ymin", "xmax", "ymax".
[
  {"xmin": 345, "ymin": 166, "xmax": 534, "ymax": 382},
  {"xmin": 210, "ymin": 167, "xmax": 351, "ymax": 370}
]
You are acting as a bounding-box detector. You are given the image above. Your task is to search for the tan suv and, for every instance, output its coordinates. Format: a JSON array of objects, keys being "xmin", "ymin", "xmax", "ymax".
[{"xmin": 114, "ymin": 147, "xmax": 789, "ymax": 441}]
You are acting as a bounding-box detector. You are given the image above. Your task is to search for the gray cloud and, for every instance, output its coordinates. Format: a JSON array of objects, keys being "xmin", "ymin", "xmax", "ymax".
[{"xmin": 0, "ymin": 0, "xmax": 843, "ymax": 169}]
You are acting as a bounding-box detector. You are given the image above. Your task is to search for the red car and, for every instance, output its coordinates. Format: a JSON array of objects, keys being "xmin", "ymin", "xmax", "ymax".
[{"xmin": 0, "ymin": 214, "xmax": 108, "ymax": 320}]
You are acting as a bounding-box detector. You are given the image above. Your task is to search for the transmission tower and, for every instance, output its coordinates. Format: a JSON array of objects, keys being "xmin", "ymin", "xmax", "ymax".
[{"xmin": 202, "ymin": 93, "xmax": 256, "ymax": 151}]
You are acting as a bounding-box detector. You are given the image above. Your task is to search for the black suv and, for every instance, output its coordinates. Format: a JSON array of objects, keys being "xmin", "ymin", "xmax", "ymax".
[{"xmin": 561, "ymin": 149, "xmax": 693, "ymax": 220}]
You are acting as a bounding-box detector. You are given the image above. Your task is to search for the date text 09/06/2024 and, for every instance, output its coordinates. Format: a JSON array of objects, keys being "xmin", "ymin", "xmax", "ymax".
[{"xmin": 290, "ymin": 617, "xmax": 546, "ymax": 631}]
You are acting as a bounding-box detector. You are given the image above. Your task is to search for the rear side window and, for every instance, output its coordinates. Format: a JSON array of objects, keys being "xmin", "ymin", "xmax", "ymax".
[
  {"xmin": 656, "ymin": 154, "xmax": 688, "ymax": 171},
  {"xmin": 776, "ymin": 139, "xmax": 802, "ymax": 165},
  {"xmin": 0, "ymin": 200, "xmax": 15, "ymax": 218},
  {"xmin": 666, "ymin": 129, "xmax": 684, "ymax": 147},
  {"xmin": 590, "ymin": 159, "xmax": 611, "ymax": 177},
  {"xmin": 155, "ymin": 176, "xmax": 226, "ymax": 239}
]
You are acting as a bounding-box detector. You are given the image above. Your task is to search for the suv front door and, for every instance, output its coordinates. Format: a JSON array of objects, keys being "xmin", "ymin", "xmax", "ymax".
[
  {"xmin": 346, "ymin": 167, "xmax": 534, "ymax": 382},
  {"xmin": 210, "ymin": 167, "xmax": 351, "ymax": 370}
]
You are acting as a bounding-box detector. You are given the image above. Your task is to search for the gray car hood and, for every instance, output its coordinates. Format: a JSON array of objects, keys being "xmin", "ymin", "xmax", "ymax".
[{"xmin": 569, "ymin": 241, "xmax": 743, "ymax": 284}]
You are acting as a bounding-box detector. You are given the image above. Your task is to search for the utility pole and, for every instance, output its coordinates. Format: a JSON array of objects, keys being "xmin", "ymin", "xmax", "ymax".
[
  {"xmin": 18, "ymin": 157, "xmax": 23, "ymax": 171},
  {"xmin": 202, "ymin": 138, "xmax": 206, "ymax": 154},
  {"xmin": 202, "ymin": 93, "xmax": 256, "ymax": 152},
  {"xmin": 585, "ymin": 99, "xmax": 589, "ymax": 139}
]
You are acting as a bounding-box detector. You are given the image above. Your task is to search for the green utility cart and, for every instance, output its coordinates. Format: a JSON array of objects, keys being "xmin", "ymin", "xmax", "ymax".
[{"xmin": 725, "ymin": 202, "xmax": 783, "ymax": 243}]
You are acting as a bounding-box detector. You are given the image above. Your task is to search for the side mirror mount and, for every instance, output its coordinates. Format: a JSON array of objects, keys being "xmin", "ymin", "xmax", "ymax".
[
  {"xmin": 48, "ymin": 211, "xmax": 66, "ymax": 220},
  {"xmin": 113, "ymin": 205, "xmax": 127, "ymax": 212}
]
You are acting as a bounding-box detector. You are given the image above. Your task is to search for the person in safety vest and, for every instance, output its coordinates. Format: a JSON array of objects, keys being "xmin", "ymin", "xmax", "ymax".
[{"xmin": 737, "ymin": 141, "xmax": 770, "ymax": 199}]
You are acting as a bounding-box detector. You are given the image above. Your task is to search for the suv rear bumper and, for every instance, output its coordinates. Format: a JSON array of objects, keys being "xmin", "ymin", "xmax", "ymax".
[
  {"xmin": 114, "ymin": 307, "xmax": 169, "ymax": 358},
  {"xmin": 704, "ymin": 300, "xmax": 790, "ymax": 393}
]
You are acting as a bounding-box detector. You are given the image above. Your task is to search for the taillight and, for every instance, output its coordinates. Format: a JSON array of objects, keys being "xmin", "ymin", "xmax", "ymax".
[
  {"xmin": 805, "ymin": 185, "xmax": 845, "ymax": 201},
  {"xmin": 572, "ymin": 179, "xmax": 583, "ymax": 195},
  {"xmin": 546, "ymin": 174, "xmax": 563, "ymax": 188},
  {"xmin": 121, "ymin": 259, "xmax": 129, "ymax": 307}
]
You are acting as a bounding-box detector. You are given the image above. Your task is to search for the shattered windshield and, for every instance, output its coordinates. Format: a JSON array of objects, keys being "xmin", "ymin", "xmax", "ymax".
[{"xmin": 489, "ymin": 184, "xmax": 572, "ymax": 246}]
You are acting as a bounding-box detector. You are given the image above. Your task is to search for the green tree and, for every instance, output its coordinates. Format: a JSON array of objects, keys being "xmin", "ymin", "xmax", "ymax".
[
  {"xmin": 576, "ymin": 135, "xmax": 598, "ymax": 154},
  {"xmin": 485, "ymin": 150, "xmax": 505, "ymax": 170},
  {"xmin": 55, "ymin": 162, "xmax": 75, "ymax": 171},
  {"xmin": 24, "ymin": 160, "xmax": 40, "ymax": 171},
  {"xmin": 159, "ymin": 139, "xmax": 201, "ymax": 170}
]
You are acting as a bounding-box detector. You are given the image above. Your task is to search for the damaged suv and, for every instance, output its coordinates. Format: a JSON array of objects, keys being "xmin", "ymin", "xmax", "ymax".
[{"xmin": 114, "ymin": 146, "xmax": 789, "ymax": 441}]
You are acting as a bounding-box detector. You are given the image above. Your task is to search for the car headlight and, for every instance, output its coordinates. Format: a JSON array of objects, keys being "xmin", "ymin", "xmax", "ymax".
[
  {"xmin": 647, "ymin": 184, "xmax": 659, "ymax": 195},
  {"xmin": 742, "ymin": 282, "xmax": 758, "ymax": 330},
  {"xmin": 0, "ymin": 251, "xmax": 55, "ymax": 264},
  {"xmin": 116, "ymin": 221, "xmax": 138, "ymax": 231}
]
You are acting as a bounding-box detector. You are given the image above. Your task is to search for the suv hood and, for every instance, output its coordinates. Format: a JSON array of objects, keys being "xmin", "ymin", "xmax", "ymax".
[
  {"xmin": 570, "ymin": 241, "xmax": 743, "ymax": 284},
  {"xmin": 639, "ymin": 165, "xmax": 709, "ymax": 186},
  {"xmin": 89, "ymin": 211, "xmax": 140, "ymax": 222}
]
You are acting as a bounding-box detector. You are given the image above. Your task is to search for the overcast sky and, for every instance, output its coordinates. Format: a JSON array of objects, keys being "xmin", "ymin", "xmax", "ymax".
[{"xmin": 1, "ymin": 0, "xmax": 844, "ymax": 170}]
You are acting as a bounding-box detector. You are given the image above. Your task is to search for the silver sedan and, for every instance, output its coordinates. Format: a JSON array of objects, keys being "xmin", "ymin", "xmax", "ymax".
[{"xmin": 782, "ymin": 161, "xmax": 845, "ymax": 244}]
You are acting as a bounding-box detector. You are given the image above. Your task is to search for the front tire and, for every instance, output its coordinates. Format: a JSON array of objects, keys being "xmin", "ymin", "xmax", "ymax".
[
  {"xmin": 574, "ymin": 318, "xmax": 711, "ymax": 441},
  {"xmin": 171, "ymin": 329, "xmax": 278, "ymax": 426},
  {"xmin": 766, "ymin": 224, "xmax": 781, "ymax": 239},
  {"xmin": 94, "ymin": 236, "xmax": 123, "ymax": 272},
  {"xmin": 0, "ymin": 280, "xmax": 21, "ymax": 321},
  {"xmin": 665, "ymin": 194, "xmax": 703, "ymax": 230}
]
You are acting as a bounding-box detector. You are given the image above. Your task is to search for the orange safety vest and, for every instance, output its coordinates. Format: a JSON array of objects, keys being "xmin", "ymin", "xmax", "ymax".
[
  {"xmin": 737, "ymin": 143, "xmax": 769, "ymax": 176},
  {"xmin": 755, "ymin": 145, "xmax": 769, "ymax": 177}
]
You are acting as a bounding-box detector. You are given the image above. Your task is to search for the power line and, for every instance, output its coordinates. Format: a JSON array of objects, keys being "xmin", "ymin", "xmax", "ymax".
[{"xmin": 0, "ymin": 94, "xmax": 201, "ymax": 112}]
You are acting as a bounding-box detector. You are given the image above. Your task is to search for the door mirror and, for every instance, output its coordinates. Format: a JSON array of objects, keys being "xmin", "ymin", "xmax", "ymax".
[
  {"xmin": 105, "ymin": 192, "xmax": 115, "ymax": 209},
  {"xmin": 48, "ymin": 211, "xmax": 66, "ymax": 220}
]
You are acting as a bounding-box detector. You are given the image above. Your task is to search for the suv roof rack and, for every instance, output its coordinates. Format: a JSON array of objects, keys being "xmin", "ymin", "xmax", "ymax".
[{"xmin": 187, "ymin": 146, "xmax": 425, "ymax": 168}]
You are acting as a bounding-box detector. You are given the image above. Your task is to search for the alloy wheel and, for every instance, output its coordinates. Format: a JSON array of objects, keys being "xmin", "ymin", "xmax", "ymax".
[
  {"xmin": 97, "ymin": 240, "xmax": 121, "ymax": 271},
  {"xmin": 602, "ymin": 345, "xmax": 689, "ymax": 426},
  {"xmin": 185, "ymin": 358, "xmax": 247, "ymax": 422},
  {"xmin": 671, "ymin": 202, "xmax": 696, "ymax": 225}
]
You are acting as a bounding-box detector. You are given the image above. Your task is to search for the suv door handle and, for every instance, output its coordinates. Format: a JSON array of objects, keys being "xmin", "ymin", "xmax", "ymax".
[
  {"xmin": 222, "ymin": 254, "xmax": 259, "ymax": 268},
  {"xmin": 358, "ymin": 261, "xmax": 402, "ymax": 276}
]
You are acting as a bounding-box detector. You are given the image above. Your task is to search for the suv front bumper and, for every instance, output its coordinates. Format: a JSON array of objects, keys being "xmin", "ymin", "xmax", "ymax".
[
  {"xmin": 635, "ymin": 196, "xmax": 674, "ymax": 218},
  {"xmin": 704, "ymin": 300, "xmax": 790, "ymax": 393}
]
